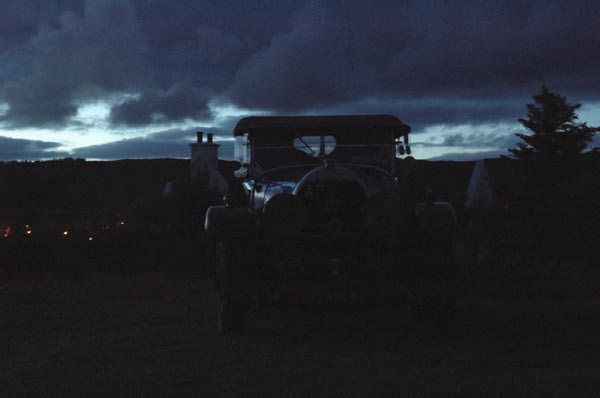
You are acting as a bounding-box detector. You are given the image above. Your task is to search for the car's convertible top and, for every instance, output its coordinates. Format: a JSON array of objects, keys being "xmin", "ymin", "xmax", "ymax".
[{"xmin": 233, "ymin": 115, "xmax": 410, "ymax": 137}]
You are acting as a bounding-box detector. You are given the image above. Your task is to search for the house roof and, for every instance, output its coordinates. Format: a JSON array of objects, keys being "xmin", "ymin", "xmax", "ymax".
[{"xmin": 233, "ymin": 115, "xmax": 411, "ymax": 137}]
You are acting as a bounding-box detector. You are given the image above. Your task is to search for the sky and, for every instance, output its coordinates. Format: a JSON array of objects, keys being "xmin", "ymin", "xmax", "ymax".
[{"xmin": 1, "ymin": 0, "xmax": 599, "ymax": 162}]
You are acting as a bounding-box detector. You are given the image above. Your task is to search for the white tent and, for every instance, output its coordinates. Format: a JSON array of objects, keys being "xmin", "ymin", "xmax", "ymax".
[{"xmin": 465, "ymin": 159, "xmax": 495, "ymax": 210}]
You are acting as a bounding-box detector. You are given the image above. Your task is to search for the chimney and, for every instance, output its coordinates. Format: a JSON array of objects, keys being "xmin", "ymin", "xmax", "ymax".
[{"xmin": 190, "ymin": 131, "xmax": 220, "ymax": 171}]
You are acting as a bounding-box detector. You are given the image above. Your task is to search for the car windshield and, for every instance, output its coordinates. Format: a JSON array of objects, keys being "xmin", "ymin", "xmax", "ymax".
[{"xmin": 253, "ymin": 132, "xmax": 394, "ymax": 172}]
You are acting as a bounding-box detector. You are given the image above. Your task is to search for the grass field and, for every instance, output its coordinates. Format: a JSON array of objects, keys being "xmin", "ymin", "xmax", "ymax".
[
  {"xmin": 3, "ymin": 275, "xmax": 600, "ymax": 397},
  {"xmin": 2, "ymin": 156, "xmax": 599, "ymax": 396}
]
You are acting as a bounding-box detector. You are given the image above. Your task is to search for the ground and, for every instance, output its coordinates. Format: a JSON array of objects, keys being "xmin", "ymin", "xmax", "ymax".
[{"xmin": 3, "ymin": 277, "xmax": 600, "ymax": 397}]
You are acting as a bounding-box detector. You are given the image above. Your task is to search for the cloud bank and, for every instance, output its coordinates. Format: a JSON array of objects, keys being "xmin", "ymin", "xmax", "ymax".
[
  {"xmin": 1, "ymin": 1, "xmax": 599, "ymax": 160},
  {"xmin": 0, "ymin": 136, "xmax": 68, "ymax": 160}
]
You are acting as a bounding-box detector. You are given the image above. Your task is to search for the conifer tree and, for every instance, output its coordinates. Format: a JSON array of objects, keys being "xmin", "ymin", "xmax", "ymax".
[{"xmin": 509, "ymin": 86, "xmax": 599, "ymax": 159}]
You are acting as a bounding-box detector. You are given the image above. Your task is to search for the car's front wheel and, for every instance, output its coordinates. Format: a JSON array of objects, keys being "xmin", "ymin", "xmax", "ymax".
[
  {"xmin": 217, "ymin": 294, "xmax": 246, "ymax": 332},
  {"xmin": 216, "ymin": 241, "xmax": 248, "ymax": 332}
]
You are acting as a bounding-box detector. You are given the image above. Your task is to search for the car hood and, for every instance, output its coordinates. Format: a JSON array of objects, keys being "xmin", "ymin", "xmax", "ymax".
[{"xmin": 247, "ymin": 163, "xmax": 394, "ymax": 212}]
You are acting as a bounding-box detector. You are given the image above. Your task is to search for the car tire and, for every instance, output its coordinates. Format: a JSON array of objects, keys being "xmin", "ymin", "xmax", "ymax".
[
  {"xmin": 216, "ymin": 241, "xmax": 247, "ymax": 332},
  {"xmin": 218, "ymin": 294, "xmax": 246, "ymax": 332}
]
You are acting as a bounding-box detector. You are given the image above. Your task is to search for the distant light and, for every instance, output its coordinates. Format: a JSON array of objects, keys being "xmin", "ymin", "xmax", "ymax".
[
  {"xmin": 2, "ymin": 227, "xmax": 10, "ymax": 238},
  {"xmin": 26, "ymin": 230, "xmax": 32, "ymax": 235},
  {"xmin": 88, "ymin": 236, "xmax": 93, "ymax": 241},
  {"xmin": 63, "ymin": 231, "xmax": 69, "ymax": 236},
  {"xmin": 119, "ymin": 221, "xmax": 125, "ymax": 225},
  {"xmin": 25, "ymin": 224, "xmax": 30, "ymax": 228}
]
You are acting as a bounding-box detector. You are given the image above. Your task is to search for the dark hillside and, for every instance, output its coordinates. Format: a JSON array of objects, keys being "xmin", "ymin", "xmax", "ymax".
[
  {"xmin": 1, "ymin": 158, "xmax": 477, "ymax": 227},
  {"xmin": 0, "ymin": 158, "xmax": 199, "ymax": 277},
  {"xmin": 2, "ymin": 156, "xmax": 598, "ymax": 297},
  {"xmin": 398, "ymin": 159, "xmax": 475, "ymax": 219},
  {"xmin": 0, "ymin": 158, "xmax": 189, "ymax": 225}
]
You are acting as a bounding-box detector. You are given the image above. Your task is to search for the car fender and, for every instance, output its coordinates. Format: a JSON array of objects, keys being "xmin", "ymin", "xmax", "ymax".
[{"xmin": 205, "ymin": 206, "xmax": 256, "ymax": 241}]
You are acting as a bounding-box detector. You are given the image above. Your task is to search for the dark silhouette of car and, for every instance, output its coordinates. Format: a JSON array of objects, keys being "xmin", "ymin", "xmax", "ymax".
[{"xmin": 205, "ymin": 115, "xmax": 458, "ymax": 332}]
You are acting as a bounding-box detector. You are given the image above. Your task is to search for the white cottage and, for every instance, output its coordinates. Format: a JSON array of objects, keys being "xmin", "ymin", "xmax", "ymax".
[
  {"xmin": 162, "ymin": 131, "xmax": 229, "ymax": 199},
  {"xmin": 189, "ymin": 132, "xmax": 229, "ymax": 196}
]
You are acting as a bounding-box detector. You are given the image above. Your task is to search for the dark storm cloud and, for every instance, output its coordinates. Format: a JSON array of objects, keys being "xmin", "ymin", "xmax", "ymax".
[
  {"xmin": 439, "ymin": 132, "xmax": 520, "ymax": 149},
  {"xmin": 108, "ymin": 82, "xmax": 213, "ymax": 126},
  {"xmin": 71, "ymin": 127, "xmax": 233, "ymax": 160},
  {"xmin": 0, "ymin": 136, "xmax": 68, "ymax": 160},
  {"xmin": 1, "ymin": 0, "xmax": 600, "ymax": 139},
  {"xmin": 312, "ymin": 98, "xmax": 524, "ymax": 131},
  {"xmin": 0, "ymin": 0, "xmax": 291, "ymax": 130},
  {"xmin": 228, "ymin": 1, "xmax": 600, "ymax": 112},
  {"xmin": 0, "ymin": 1, "xmax": 83, "ymax": 41},
  {"xmin": 0, "ymin": 0, "xmax": 148, "ymax": 128},
  {"xmin": 131, "ymin": 0, "xmax": 293, "ymax": 89}
]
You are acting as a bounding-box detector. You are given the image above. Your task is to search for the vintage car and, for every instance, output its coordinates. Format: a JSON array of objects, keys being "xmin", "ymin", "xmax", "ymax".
[{"xmin": 205, "ymin": 115, "xmax": 457, "ymax": 332}]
